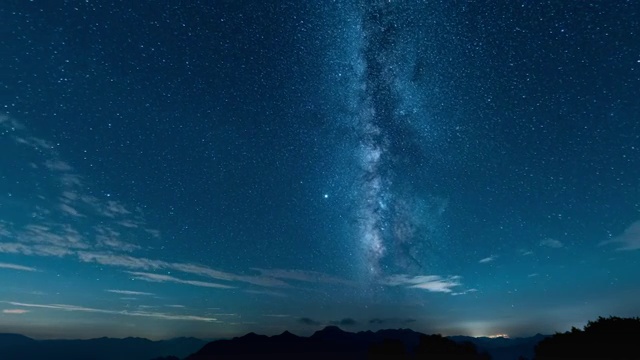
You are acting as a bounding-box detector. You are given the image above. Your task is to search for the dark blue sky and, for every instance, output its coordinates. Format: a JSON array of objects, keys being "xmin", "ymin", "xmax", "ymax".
[{"xmin": 1, "ymin": 1, "xmax": 639, "ymax": 340}]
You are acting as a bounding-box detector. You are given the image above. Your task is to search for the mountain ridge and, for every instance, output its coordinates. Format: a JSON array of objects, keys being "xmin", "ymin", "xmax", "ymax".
[
  {"xmin": 0, "ymin": 328, "xmax": 547, "ymax": 360},
  {"xmin": 186, "ymin": 326, "xmax": 540, "ymax": 360},
  {"xmin": 0, "ymin": 334, "xmax": 207, "ymax": 360}
]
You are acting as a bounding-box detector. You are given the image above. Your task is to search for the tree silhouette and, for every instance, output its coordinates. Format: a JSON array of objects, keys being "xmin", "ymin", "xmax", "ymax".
[{"xmin": 534, "ymin": 316, "xmax": 640, "ymax": 359}]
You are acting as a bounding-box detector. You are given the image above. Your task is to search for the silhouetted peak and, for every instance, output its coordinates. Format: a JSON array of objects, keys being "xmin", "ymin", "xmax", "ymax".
[
  {"xmin": 169, "ymin": 336, "xmax": 202, "ymax": 341},
  {"xmin": 315, "ymin": 325, "xmax": 346, "ymax": 335},
  {"xmin": 0, "ymin": 333, "xmax": 36, "ymax": 348},
  {"xmin": 238, "ymin": 332, "xmax": 268, "ymax": 341},
  {"xmin": 273, "ymin": 330, "xmax": 298, "ymax": 339},
  {"xmin": 0, "ymin": 333, "xmax": 34, "ymax": 340},
  {"xmin": 310, "ymin": 326, "xmax": 355, "ymax": 344},
  {"xmin": 123, "ymin": 336, "xmax": 152, "ymax": 343},
  {"xmin": 0, "ymin": 333, "xmax": 32, "ymax": 337}
]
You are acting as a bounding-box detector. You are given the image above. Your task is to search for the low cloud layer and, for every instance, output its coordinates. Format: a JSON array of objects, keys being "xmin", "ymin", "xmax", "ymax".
[
  {"xmin": 330, "ymin": 318, "xmax": 357, "ymax": 327},
  {"xmin": 298, "ymin": 317, "xmax": 322, "ymax": 326}
]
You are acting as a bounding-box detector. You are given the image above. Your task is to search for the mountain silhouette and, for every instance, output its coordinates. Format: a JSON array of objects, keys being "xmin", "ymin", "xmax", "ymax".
[
  {"xmin": 0, "ymin": 329, "xmax": 552, "ymax": 360},
  {"xmin": 186, "ymin": 326, "xmax": 490, "ymax": 360},
  {"xmin": 0, "ymin": 334, "xmax": 206, "ymax": 360},
  {"xmin": 11, "ymin": 317, "xmax": 640, "ymax": 360},
  {"xmin": 0, "ymin": 333, "xmax": 37, "ymax": 348}
]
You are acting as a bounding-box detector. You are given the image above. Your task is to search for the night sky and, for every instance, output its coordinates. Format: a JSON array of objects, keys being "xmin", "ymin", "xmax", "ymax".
[{"xmin": 1, "ymin": 1, "xmax": 639, "ymax": 340}]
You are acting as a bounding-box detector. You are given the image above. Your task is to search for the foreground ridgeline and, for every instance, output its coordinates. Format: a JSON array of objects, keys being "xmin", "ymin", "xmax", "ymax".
[
  {"xmin": 186, "ymin": 326, "xmax": 490, "ymax": 360},
  {"xmin": 534, "ymin": 316, "xmax": 640, "ymax": 360},
  {"xmin": 2, "ymin": 317, "xmax": 638, "ymax": 360}
]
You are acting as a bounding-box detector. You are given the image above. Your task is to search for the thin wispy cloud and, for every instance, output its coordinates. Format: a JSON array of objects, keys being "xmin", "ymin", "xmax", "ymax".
[
  {"xmin": 128, "ymin": 271, "xmax": 235, "ymax": 289},
  {"xmin": 95, "ymin": 233, "xmax": 141, "ymax": 253},
  {"xmin": 61, "ymin": 191, "xmax": 79, "ymax": 202},
  {"xmin": 0, "ymin": 115, "xmax": 322, "ymax": 295},
  {"xmin": 77, "ymin": 252, "xmax": 166, "ymax": 270},
  {"xmin": 479, "ymin": 256, "xmax": 497, "ymax": 264},
  {"xmin": 76, "ymin": 252, "xmax": 289, "ymax": 288},
  {"xmin": 244, "ymin": 289, "xmax": 287, "ymax": 297},
  {"xmin": 0, "ymin": 114, "xmax": 25, "ymax": 130},
  {"xmin": 2, "ymin": 309, "xmax": 30, "ymax": 314},
  {"xmin": 0, "ymin": 262, "xmax": 38, "ymax": 272},
  {"xmin": 451, "ymin": 288, "xmax": 478, "ymax": 296},
  {"xmin": 600, "ymin": 221, "xmax": 640, "ymax": 251},
  {"xmin": 0, "ymin": 221, "xmax": 11, "ymax": 237},
  {"xmin": 106, "ymin": 289, "xmax": 154, "ymax": 296},
  {"xmin": 103, "ymin": 200, "xmax": 132, "ymax": 218},
  {"xmin": 12, "ymin": 243, "xmax": 74, "ymax": 257},
  {"xmin": 0, "ymin": 242, "xmax": 71, "ymax": 257},
  {"xmin": 60, "ymin": 203, "xmax": 85, "ymax": 217},
  {"xmin": 117, "ymin": 220, "xmax": 140, "ymax": 228},
  {"xmin": 44, "ymin": 160, "xmax": 73, "ymax": 171},
  {"xmin": 3, "ymin": 114, "xmax": 160, "ymax": 252},
  {"xmin": 14, "ymin": 136, "xmax": 55, "ymax": 152},
  {"xmin": 1, "ymin": 241, "xmax": 317, "ymax": 291},
  {"xmin": 145, "ymin": 228, "xmax": 161, "ymax": 238},
  {"xmin": 171, "ymin": 263, "xmax": 290, "ymax": 288},
  {"xmin": 381, "ymin": 274, "xmax": 462, "ymax": 293},
  {"xmin": 252, "ymin": 268, "xmax": 355, "ymax": 286},
  {"xmin": 19, "ymin": 224, "xmax": 89, "ymax": 250},
  {"xmin": 540, "ymin": 238, "xmax": 563, "ymax": 249},
  {"xmin": 4, "ymin": 301, "xmax": 218, "ymax": 322},
  {"xmin": 86, "ymin": 253, "xmax": 283, "ymax": 287},
  {"xmin": 60, "ymin": 173, "xmax": 83, "ymax": 187}
]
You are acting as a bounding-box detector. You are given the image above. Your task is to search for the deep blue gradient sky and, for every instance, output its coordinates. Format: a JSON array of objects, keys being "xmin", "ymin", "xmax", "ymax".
[{"xmin": 1, "ymin": 1, "xmax": 639, "ymax": 340}]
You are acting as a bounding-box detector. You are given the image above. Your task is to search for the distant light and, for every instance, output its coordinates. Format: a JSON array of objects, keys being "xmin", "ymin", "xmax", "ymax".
[
  {"xmin": 487, "ymin": 334, "xmax": 509, "ymax": 339},
  {"xmin": 323, "ymin": 194, "xmax": 329, "ymax": 199}
]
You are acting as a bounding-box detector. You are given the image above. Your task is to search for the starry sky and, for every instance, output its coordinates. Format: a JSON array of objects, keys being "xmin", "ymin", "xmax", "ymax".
[{"xmin": 1, "ymin": 0, "xmax": 639, "ymax": 340}]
